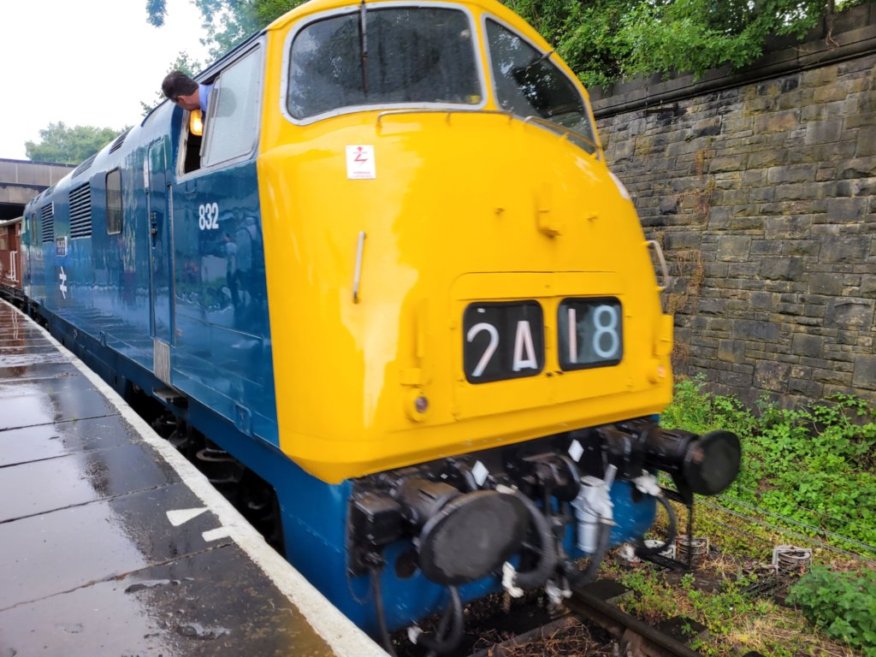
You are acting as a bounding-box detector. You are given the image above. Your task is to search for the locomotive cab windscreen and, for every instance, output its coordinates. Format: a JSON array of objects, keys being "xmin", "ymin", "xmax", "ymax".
[
  {"xmin": 287, "ymin": 6, "xmax": 484, "ymax": 120},
  {"xmin": 284, "ymin": 4, "xmax": 598, "ymax": 157}
]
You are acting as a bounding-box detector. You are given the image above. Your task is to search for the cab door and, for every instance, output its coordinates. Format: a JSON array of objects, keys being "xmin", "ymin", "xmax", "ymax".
[
  {"xmin": 169, "ymin": 42, "xmax": 277, "ymax": 441},
  {"xmin": 147, "ymin": 139, "xmax": 174, "ymax": 384}
]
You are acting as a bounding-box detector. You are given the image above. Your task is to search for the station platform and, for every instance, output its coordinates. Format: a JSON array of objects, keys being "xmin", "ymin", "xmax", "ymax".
[{"xmin": 0, "ymin": 299, "xmax": 385, "ymax": 657}]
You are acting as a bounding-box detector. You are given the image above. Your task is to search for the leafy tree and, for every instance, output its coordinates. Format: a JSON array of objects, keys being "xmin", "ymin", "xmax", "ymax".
[
  {"xmin": 252, "ymin": 0, "xmax": 308, "ymax": 28},
  {"xmin": 147, "ymin": 0, "xmax": 307, "ymax": 59},
  {"xmin": 505, "ymin": 0, "xmax": 866, "ymax": 88},
  {"xmin": 141, "ymin": 51, "xmax": 205, "ymax": 115},
  {"xmin": 147, "ymin": 0, "xmax": 865, "ymax": 87},
  {"xmin": 163, "ymin": 49, "xmax": 202, "ymax": 78},
  {"xmin": 25, "ymin": 123, "xmax": 123, "ymax": 165}
]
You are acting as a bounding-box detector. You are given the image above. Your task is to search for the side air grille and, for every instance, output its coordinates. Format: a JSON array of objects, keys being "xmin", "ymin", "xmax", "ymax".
[
  {"xmin": 109, "ymin": 129, "xmax": 131, "ymax": 154},
  {"xmin": 40, "ymin": 203, "xmax": 55, "ymax": 243},
  {"xmin": 69, "ymin": 183, "xmax": 92, "ymax": 239},
  {"xmin": 72, "ymin": 154, "xmax": 96, "ymax": 178}
]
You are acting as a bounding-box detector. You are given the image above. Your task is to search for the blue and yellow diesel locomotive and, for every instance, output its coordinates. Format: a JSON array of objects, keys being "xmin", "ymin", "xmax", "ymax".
[{"xmin": 21, "ymin": 0, "xmax": 740, "ymax": 649}]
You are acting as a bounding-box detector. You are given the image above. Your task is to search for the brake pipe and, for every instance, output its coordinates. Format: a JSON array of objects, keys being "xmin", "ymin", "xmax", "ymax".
[{"xmin": 497, "ymin": 485, "xmax": 558, "ymax": 595}]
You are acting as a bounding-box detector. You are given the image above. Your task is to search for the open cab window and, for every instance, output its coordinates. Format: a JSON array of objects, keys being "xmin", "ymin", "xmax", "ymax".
[
  {"xmin": 179, "ymin": 44, "xmax": 263, "ymax": 175},
  {"xmin": 181, "ymin": 110, "xmax": 204, "ymax": 174},
  {"xmin": 485, "ymin": 18, "xmax": 597, "ymax": 154},
  {"xmin": 287, "ymin": 6, "xmax": 482, "ymax": 121}
]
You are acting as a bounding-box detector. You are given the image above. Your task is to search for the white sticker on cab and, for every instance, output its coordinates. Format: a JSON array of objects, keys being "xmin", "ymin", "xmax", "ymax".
[{"xmin": 346, "ymin": 145, "xmax": 376, "ymax": 180}]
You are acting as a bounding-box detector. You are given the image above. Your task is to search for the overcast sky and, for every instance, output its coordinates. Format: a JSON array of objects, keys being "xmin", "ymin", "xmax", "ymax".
[{"xmin": 0, "ymin": 0, "xmax": 211, "ymax": 160}]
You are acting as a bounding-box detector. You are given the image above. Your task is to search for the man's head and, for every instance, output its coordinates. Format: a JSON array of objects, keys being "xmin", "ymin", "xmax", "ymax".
[{"xmin": 162, "ymin": 71, "xmax": 200, "ymax": 111}]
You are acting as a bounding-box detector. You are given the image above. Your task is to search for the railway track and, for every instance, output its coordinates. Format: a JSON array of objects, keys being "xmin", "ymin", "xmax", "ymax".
[
  {"xmin": 565, "ymin": 584, "xmax": 703, "ymax": 657},
  {"xmin": 440, "ymin": 577, "xmax": 712, "ymax": 657}
]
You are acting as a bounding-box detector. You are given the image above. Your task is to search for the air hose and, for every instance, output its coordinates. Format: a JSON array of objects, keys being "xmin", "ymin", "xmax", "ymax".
[
  {"xmin": 370, "ymin": 565, "xmax": 398, "ymax": 657},
  {"xmin": 499, "ymin": 486, "xmax": 558, "ymax": 593},
  {"xmin": 373, "ymin": 562, "xmax": 465, "ymax": 657},
  {"xmin": 412, "ymin": 586, "xmax": 464, "ymax": 656},
  {"xmin": 635, "ymin": 494, "xmax": 677, "ymax": 556}
]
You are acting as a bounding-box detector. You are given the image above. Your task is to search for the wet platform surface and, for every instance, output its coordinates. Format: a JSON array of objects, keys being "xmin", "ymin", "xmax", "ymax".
[{"xmin": 0, "ymin": 300, "xmax": 382, "ymax": 657}]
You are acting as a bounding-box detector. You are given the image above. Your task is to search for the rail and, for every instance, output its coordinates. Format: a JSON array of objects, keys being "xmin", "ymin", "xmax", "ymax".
[{"xmin": 565, "ymin": 586, "xmax": 703, "ymax": 657}]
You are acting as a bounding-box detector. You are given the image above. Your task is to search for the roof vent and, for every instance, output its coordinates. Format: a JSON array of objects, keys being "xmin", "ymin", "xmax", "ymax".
[
  {"xmin": 69, "ymin": 183, "xmax": 92, "ymax": 239},
  {"xmin": 109, "ymin": 129, "xmax": 131, "ymax": 154},
  {"xmin": 72, "ymin": 154, "xmax": 96, "ymax": 178}
]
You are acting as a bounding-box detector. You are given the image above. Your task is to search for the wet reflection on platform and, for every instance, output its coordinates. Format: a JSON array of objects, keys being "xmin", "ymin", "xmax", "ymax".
[
  {"xmin": 0, "ymin": 442, "xmax": 178, "ymax": 522},
  {"xmin": 0, "ymin": 371, "xmax": 119, "ymax": 430},
  {"xmin": 0, "ymin": 483, "xmax": 230, "ymax": 609},
  {"xmin": 0, "ymin": 302, "xmax": 339, "ymax": 657},
  {"xmin": 0, "ymin": 414, "xmax": 136, "ymax": 468},
  {"xmin": 0, "ymin": 543, "xmax": 330, "ymax": 657}
]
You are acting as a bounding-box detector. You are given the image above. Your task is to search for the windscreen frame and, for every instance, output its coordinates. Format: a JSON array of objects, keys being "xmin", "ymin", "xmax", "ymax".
[
  {"xmin": 281, "ymin": 1, "xmax": 487, "ymax": 125},
  {"xmin": 481, "ymin": 13, "xmax": 600, "ymax": 156}
]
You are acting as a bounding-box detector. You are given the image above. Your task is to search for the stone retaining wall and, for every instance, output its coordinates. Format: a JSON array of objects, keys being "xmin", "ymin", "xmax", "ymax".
[{"xmin": 591, "ymin": 3, "xmax": 876, "ymax": 404}]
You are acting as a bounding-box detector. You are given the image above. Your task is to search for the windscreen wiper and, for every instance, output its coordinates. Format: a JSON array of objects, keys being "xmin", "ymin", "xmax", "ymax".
[
  {"xmin": 512, "ymin": 49, "xmax": 554, "ymax": 87},
  {"xmin": 358, "ymin": 0, "xmax": 368, "ymax": 95},
  {"xmin": 524, "ymin": 49, "xmax": 554, "ymax": 72}
]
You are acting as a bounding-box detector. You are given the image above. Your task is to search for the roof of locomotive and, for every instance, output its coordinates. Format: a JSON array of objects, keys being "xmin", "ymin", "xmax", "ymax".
[{"xmin": 266, "ymin": 0, "xmax": 539, "ymax": 40}]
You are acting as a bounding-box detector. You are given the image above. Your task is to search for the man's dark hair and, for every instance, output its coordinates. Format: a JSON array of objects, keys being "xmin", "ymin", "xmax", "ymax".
[{"xmin": 162, "ymin": 71, "xmax": 198, "ymax": 99}]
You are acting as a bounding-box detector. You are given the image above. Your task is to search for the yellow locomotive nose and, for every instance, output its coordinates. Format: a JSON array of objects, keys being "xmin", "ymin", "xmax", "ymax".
[{"xmin": 259, "ymin": 110, "xmax": 672, "ymax": 483}]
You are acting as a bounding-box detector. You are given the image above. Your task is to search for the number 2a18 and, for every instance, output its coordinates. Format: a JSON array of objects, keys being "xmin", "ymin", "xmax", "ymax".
[{"xmin": 198, "ymin": 203, "xmax": 220, "ymax": 230}]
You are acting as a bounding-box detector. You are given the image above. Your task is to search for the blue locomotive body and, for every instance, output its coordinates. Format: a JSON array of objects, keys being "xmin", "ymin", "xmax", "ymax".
[{"xmin": 23, "ymin": 85, "xmax": 278, "ymax": 447}]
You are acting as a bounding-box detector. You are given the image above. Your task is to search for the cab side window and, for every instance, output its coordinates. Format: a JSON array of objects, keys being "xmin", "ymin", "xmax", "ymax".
[
  {"xmin": 485, "ymin": 19, "xmax": 596, "ymax": 154},
  {"xmin": 201, "ymin": 47, "xmax": 263, "ymax": 168}
]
